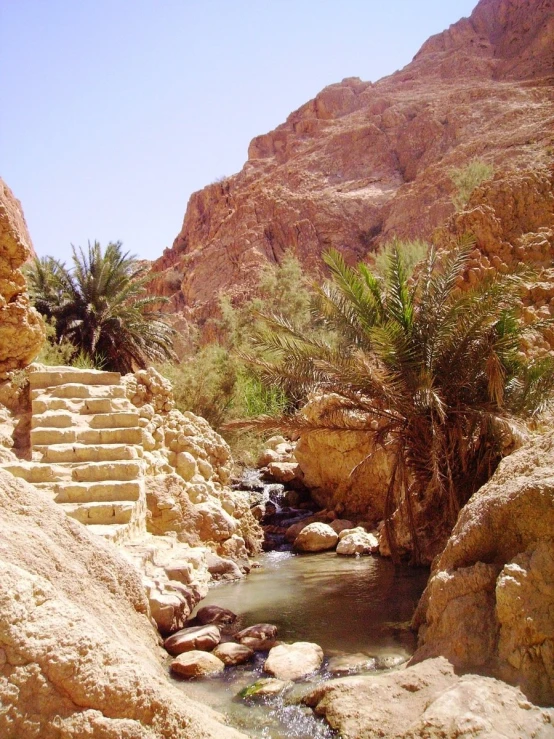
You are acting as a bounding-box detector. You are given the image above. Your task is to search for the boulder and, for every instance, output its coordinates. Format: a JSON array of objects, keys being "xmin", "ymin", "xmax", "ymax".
[
  {"xmin": 239, "ymin": 678, "xmax": 292, "ymax": 699},
  {"xmin": 170, "ymin": 651, "xmax": 225, "ymax": 679},
  {"xmin": 304, "ymin": 657, "xmax": 553, "ymax": 738},
  {"xmin": 164, "ymin": 625, "xmax": 221, "ymax": 655},
  {"xmin": 213, "ymin": 642, "xmax": 253, "ymax": 666},
  {"xmin": 205, "ymin": 552, "xmax": 244, "ymax": 581},
  {"xmin": 294, "ymin": 522, "xmax": 338, "ymax": 552},
  {"xmin": 329, "ymin": 519, "xmax": 355, "ymax": 534},
  {"xmin": 336, "ymin": 530, "xmax": 379, "ymax": 555},
  {"xmin": 264, "ymin": 642, "xmax": 324, "ymax": 681},
  {"xmin": 411, "ymin": 430, "xmax": 554, "ymax": 706},
  {"xmin": 195, "ymin": 605, "xmax": 237, "ymax": 626},
  {"xmin": 0, "ymin": 469, "xmax": 245, "ymax": 738},
  {"xmin": 235, "ymin": 623, "xmax": 278, "ymax": 651},
  {"xmin": 327, "ymin": 653, "xmax": 376, "ymax": 676}
]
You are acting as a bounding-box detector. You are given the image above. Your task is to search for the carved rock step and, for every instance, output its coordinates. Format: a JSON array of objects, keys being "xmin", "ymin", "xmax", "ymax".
[
  {"xmin": 70, "ymin": 459, "xmax": 143, "ymax": 482},
  {"xmin": 29, "ymin": 368, "xmax": 121, "ymax": 389},
  {"xmin": 39, "ymin": 480, "xmax": 143, "ymax": 504},
  {"xmin": 31, "ymin": 410, "xmax": 74, "ymax": 429},
  {"xmin": 86, "ymin": 523, "xmax": 135, "ymax": 543},
  {"xmin": 32, "ymin": 396, "xmax": 131, "ymax": 415},
  {"xmin": 31, "ymin": 383, "xmax": 127, "ymax": 401},
  {"xmin": 1, "ymin": 461, "xmax": 69, "ymax": 484},
  {"xmin": 61, "ymin": 501, "xmax": 136, "ymax": 525},
  {"xmin": 32, "ymin": 443, "xmax": 142, "ymax": 464},
  {"xmin": 88, "ymin": 412, "xmax": 140, "ymax": 429},
  {"xmin": 31, "ymin": 426, "xmax": 142, "ymax": 446}
]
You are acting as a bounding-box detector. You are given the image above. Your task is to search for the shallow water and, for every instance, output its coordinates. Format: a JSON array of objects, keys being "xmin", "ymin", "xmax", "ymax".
[{"xmin": 171, "ymin": 551, "xmax": 429, "ymax": 738}]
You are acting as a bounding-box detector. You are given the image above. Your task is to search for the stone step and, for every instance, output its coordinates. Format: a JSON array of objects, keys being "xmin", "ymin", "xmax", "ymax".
[
  {"xmin": 31, "ymin": 384, "xmax": 127, "ymax": 401},
  {"xmin": 29, "ymin": 368, "xmax": 121, "ymax": 390},
  {"xmin": 88, "ymin": 412, "xmax": 139, "ymax": 429},
  {"xmin": 70, "ymin": 459, "xmax": 143, "ymax": 482},
  {"xmin": 32, "ymin": 396, "xmax": 131, "ymax": 415},
  {"xmin": 61, "ymin": 501, "xmax": 136, "ymax": 525},
  {"xmin": 31, "ymin": 426, "xmax": 142, "ymax": 446},
  {"xmin": 47, "ymin": 480, "xmax": 143, "ymax": 503},
  {"xmin": 86, "ymin": 523, "xmax": 134, "ymax": 543},
  {"xmin": 33, "ymin": 443, "xmax": 141, "ymax": 464},
  {"xmin": 31, "ymin": 410, "xmax": 74, "ymax": 429},
  {"xmin": 1, "ymin": 461, "xmax": 69, "ymax": 484}
]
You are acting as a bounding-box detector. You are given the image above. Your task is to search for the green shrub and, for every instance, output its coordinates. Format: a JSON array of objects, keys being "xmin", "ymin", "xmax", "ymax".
[{"xmin": 450, "ymin": 159, "xmax": 494, "ymax": 211}]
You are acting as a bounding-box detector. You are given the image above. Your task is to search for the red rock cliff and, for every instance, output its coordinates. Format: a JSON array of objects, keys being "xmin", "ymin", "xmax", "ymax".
[{"xmin": 152, "ymin": 0, "xmax": 554, "ymax": 324}]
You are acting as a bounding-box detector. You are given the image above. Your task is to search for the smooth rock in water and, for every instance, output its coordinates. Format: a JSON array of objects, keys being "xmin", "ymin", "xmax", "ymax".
[
  {"xmin": 329, "ymin": 519, "xmax": 355, "ymax": 534},
  {"xmin": 264, "ymin": 642, "xmax": 324, "ymax": 681},
  {"xmin": 285, "ymin": 519, "xmax": 312, "ymax": 543},
  {"xmin": 235, "ymin": 623, "xmax": 278, "ymax": 651},
  {"xmin": 304, "ymin": 657, "xmax": 554, "ymax": 738},
  {"xmin": 213, "ymin": 642, "xmax": 254, "ymax": 666},
  {"xmin": 205, "ymin": 552, "xmax": 244, "ymax": 581},
  {"xmin": 327, "ymin": 653, "xmax": 376, "ymax": 676},
  {"xmin": 336, "ymin": 530, "xmax": 379, "ymax": 555},
  {"xmin": 170, "ymin": 650, "xmax": 225, "ymax": 678},
  {"xmin": 196, "ymin": 604, "xmax": 237, "ymax": 626},
  {"xmin": 294, "ymin": 522, "xmax": 338, "ymax": 552},
  {"xmin": 164, "ymin": 624, "xmax": 220, "ymax": 655},
  {"xmin": 239, "ymin": 678, "xmax": 292, "ymax": 699}
]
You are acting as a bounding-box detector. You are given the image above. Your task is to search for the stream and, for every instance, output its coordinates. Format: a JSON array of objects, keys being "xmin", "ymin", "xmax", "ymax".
[{"xmin": 170, "ymin": 549, "xmax": 429, "ymax": 738}]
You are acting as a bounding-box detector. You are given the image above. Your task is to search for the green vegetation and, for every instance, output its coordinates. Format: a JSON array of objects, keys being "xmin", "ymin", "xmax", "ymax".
[
  {"xmin": 450, "ymin": 159, "xmax": 494, "ymax": 211},
  {"xmin": 27, "ymin": 241, "xmax": 175, "ymax": 374},
  {"xmin": 373, "ymin": 238, "xmax": 429, "ymax": 278},
  {"xmin": 156, "ymin": 252, "xmax": 324, "ymax": 463},
  {"xmin": 230, "ymin": 239, "xmax": 554, "ymax": 563}
]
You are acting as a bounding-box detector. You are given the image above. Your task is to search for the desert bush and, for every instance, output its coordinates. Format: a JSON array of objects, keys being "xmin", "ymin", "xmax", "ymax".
[
  {"xmin": 229, "ymin": 239, "xmax": 554, "ymax": 563},
  {"xmin": 450, "ymin": 159, "xmax": 494, "ymax": 211}
]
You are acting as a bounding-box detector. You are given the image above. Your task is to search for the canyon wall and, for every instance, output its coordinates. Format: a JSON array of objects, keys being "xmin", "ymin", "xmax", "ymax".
[
  {"xmin": 0, "ymin": 179, "xmax": 44, "ymax": 373},
  {"xmin": 151, "ymin": 0, "xmax": 554, "ymax": 326}
]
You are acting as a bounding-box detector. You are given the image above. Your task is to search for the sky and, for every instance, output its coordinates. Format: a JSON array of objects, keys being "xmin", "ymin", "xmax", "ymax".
[{"xmin": 1, "ymin": 0, "xmax": 477, "ymax": 264}]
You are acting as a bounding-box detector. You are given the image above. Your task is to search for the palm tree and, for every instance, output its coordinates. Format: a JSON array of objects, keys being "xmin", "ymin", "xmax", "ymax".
[
  {"xmin": 229, "ymin": 240, "xmax": 554, "ymax": 564},
  {"xmin": 27, "ymin": 241, "xmax": 176, "ymax": 374}
]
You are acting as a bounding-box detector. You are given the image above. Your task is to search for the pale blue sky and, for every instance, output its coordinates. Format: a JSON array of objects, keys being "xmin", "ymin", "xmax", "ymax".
[{"xmin": 1, "ymin": 0, "xmax": 477, "ymax": 264}]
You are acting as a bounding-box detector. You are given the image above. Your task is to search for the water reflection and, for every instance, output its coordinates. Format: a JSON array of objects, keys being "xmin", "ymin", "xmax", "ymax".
[{"xmin": 172, "ymin": 551, "xmax": 429, "ymax": 737}]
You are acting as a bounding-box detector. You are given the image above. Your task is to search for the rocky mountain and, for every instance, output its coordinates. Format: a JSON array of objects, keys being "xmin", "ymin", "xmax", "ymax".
[{"xmin": 151, "ymin": 0, "xmax": 553, "ymax": 327}]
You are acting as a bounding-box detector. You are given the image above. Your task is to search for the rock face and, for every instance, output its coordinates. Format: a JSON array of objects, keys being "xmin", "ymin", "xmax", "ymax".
[
  {"xmin": 0, "ymin": 469, "xmax": 245, "ymax": 738},
  {"xmin": 150, "ymin": 0, "xmax": 554, "ymax": 328},
  {"xmin": 304, "ymin": 656, "xmax": 554, "ymax": 739},
  {"xmin": 294, "ymin": 394, "xmax": 392, "ymax": 520},
  {"xmin": 411, "ymin": 431, "xmax": 554, "ymax": 706},
  {"xmin": 0, "ymin": 179, "xmax": 44, "ymax": 373}
]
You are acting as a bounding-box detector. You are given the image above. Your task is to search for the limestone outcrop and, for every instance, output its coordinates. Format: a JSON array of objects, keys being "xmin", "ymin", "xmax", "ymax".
[
  {"xmin": 149, "ymin": 0, "xmax": 554, "ymax": 329},
  {"xmin": 0, "ymin": 469, "xmax": 245, "ymax": 738},
  {"xmin": 304, "ymin": 656, "xmax": 554, "ymax": 738},
  {"xmin": 0, "ymin": 178, "xmax": 44, "ymax": 373},
  {"xmin": 294, "ymin": 393, "xmax": 392, "ymax": 520},
  {"xmin": 411, "ymin": 430, "xmax": 554, "ymax": 706}
]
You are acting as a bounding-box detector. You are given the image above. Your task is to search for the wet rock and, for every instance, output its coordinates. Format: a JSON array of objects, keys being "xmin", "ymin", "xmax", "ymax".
[
  {"xmin": 239, "ymin": 678, "xmax": 292, "ymax": 699},
  {"xmin": 294, "ymin": 522, "xmax": 338, "ymax": 552},
  {"xmin": 264, "ymin": 642, "xmax": 324, "ymax": 681},
  {"xmin": 164, "ymin": 624, "xmax": 221, "ymax": 655},
  {"xmin": 205, "ymin": 552, "xmax": 244, "ymax": 581},
  {"xmin": 213, "ymin": 642, "xmax": 254, "ymax": 666},
  {"xmin": 336, "ymin": 530, "xmax": 379, "ymax": 555},
  {"xmin": 329, "ymin": 519, "xmax": 355, "ymax": 534},
  {"xmin": 304, "ymin": 657, "xmax": 554, "ymax": 738},
  {"xmin": 196, "ymin": 604, "xmax": 237, "ymax": 626},
  {"xmin": 235, "ymin": 623, "xmax": 278, "ymax": 651},
  {"xmin": 170, "ymin": 650, "xmax": 225, "ymax": 678},
  {"xmin": 327, "ymin": 653, "xmax": 376, "ymax": 676}
]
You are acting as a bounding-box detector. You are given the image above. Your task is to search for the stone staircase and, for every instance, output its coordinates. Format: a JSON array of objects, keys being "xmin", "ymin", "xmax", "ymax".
[{"xmin": 2, "ymin": 366, "xmax": 146, "ymax": 545}]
